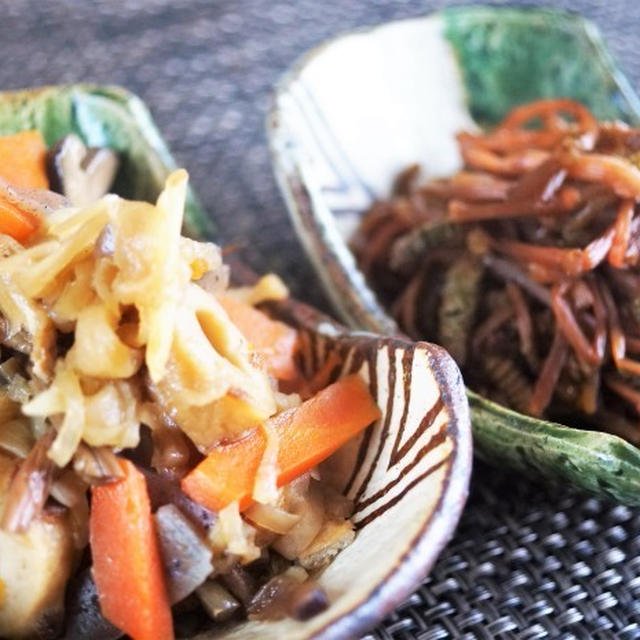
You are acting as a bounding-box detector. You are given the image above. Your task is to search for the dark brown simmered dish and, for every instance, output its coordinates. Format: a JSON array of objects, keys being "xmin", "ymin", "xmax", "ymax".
[{"xmin": 354, "ymin": 99, "xmax": 640, "ymax": 444}]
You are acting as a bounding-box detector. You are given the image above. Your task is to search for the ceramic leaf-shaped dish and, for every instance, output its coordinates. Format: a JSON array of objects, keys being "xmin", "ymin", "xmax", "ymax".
[
  {"xmin": 0, "ymin": 83, "xmax": 472, "ymax": 639},
  {"xmin": 268, "ymin": 6, "xmax": 640, "ymax": 504},
  {"xmin": 0, "ymin": 84, "xmax": 213, "ymax": 238}
]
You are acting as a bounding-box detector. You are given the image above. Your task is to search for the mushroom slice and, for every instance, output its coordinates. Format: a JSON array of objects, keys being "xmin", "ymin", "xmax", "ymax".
[{"xmin": 47, "ymin": 135, "xmax": 118, "ymax": 207}]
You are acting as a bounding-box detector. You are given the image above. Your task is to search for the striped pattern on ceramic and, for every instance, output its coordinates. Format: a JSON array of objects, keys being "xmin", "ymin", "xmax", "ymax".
[{"xmin": 296, "ymin": 327, "xmax": 452, "ymax": 529}]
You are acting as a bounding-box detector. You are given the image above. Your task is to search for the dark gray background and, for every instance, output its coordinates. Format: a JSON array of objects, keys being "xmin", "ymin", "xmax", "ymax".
[{"xmin": 5, "ymin": 1, "xmax": 640, "ymax": 638}]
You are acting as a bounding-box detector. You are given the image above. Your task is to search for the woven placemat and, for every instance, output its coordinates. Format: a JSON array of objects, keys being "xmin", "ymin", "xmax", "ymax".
[{"xmin": 4, "ymin": 1, "xmax": 640, "ymax": 637}]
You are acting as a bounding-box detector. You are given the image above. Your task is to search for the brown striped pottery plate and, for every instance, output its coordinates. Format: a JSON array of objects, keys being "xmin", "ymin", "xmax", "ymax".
[
  {"xmin": 207, "ymin": 299, "xmax": 471, "ymax": 639},
  {"xmin": 0, "ymin": 84, "xmax": 471, "ymax": 640}
]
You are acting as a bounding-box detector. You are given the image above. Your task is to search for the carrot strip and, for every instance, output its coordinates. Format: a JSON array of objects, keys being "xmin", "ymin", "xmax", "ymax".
[
  {"xmin": 529, "ymin": 327, "xmax": 568, "ymax": 416},
  {"xmin": 448, "ymin": 185, "xmax": 579, "ymax": 222},
  {"xmin": 182, "ymin": 374, "xmax": 380, "ymax": 511},
  {"xmin": 472, "ymin": 305, "xmax": 513, "ymax": 351},
  {"xmin": 421, "ymin": 171, "xmax": 512, "ymax": 201},
  {"xmin": 599, "ymin": 278, "xmax": 640, "ymax": 376},
  {"xmin": 219, "ymin": 296, "xmax": 299, "ymax": 381},
  {"xmin": 392, "ymin": 163, "xmax": 421, "ymax": 196},
  {"xmin": 505, "ymin": 282, "xmax": 537, "ymax": 369},
  {"xmin": 560, "ymin": 152, "xmax": 640, "ymax": 199},
  {"xmin": 587, "ymin": 275, "xmax": 608, "ymax": 363},
  {"xmin": 392, "ymin": 266, "xmax": 427, "ymax": 339},
  {"xmin": 495, "ymin": 226, "xmax": 614, "ymax": 277},
  {"xmin": 357, "ymin": 201, "xmax": 395, "ymax": 235},
  {"xmin": 625, "ymin": 335, "xmax": 640, "ymax": 354},
  {"xmin": 0, "ymin": 195, "xmax": 39, "ymax": 242},
  {"xmin": 604, "ymin": 374, "xmax": 640, "ymax": 414},
  {"xmin": 617, "ymin": 359, "xmax": 640, "ymax": 376},
  {"xmin": 359, "ymin": 217, "xmax": 410, "ymax": 276},
  {"xmin": 551, "ymin": 282, "xmax": 601, "ymax": 367},
  {"xmin": 578, "ymin": 370, "xmax": 600, "ymax": 415},
  {"xmin": 90, "ymin": 459, "xmax": 173, "ymax": 640},
  {"xmin": 608, "ymin": 199, "xmax": 635, "ymax": 268},
  {"xmin": 0, "ymin": 130, "xmax": 49, "ymax": 190},
  {"xmin": 526, "ymin": 262, "xmax": 566, "ymax": 284},
  {"xmin": 507, "ymin": 158, "xmax": 568, "ymax": 202},
  {"xmin": 461, "ymin": 145, "xmax": 549, "ymax": 177},
  {"xmin": 482, "ymin": 254, "xmax": 551, "ymax": 305},
  {"xmin": 0, "ymin": 130, "xmax": 52, "ymax": 241},
  {"xmin": 457, "ymin": 129, "xmax": 564, "ymax": 152},
  {"xmin": 499, "ymin": 99, "xmax": 598, "ymax": 137}
]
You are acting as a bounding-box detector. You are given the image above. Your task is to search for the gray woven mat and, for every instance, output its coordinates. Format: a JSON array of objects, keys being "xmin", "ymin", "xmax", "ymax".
[{"xmin": 3, "ymin": 0, "xmax": 640, "ymax": 637}]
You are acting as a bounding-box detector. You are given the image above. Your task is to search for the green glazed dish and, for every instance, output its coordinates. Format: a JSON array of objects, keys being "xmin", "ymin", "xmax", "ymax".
[
  {"xmin": 0, "ymin": 84, "xmax": 213, "ymax": 239},
  {"xmin": 444, "ymin": 6, "xmax": 640, "ymax": 127},
  {"xmin": 267, "ymin": 6, "xmax": 640, "ymax": 504}
]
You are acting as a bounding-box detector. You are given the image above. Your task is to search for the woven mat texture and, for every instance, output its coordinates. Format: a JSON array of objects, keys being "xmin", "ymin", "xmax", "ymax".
[{"xmin": 3, "ymin": 1, "xmax": 640, "ymax": 638}]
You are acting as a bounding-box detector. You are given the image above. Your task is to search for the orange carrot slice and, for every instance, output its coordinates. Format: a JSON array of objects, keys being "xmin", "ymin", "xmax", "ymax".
[
  {"xmin": 182, "ymin": 374, "xmax": 380, "ymax": 511},
  {"xmin": 0, "ymin": 195, "xmax": 39, "ymax": 241},
  {"xmin": 0, "ymin": 130, "xmax": 49, "ymax": 190},
  {"xmin": 0, "ymin": 131, "xmax": 50, "ymax": 241},
  {"xmin": 219, "ymin": 295, "xmax": 299, "ymax": 380},
  {"xmin": 90, "ymin": 459, "xmax": 173, "ymax": 640}
]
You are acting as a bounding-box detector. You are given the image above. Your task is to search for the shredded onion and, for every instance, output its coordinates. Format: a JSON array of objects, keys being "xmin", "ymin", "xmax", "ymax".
[
  {"xmin": 273, "ymin": 479, "xmax": 325, "ymax": 560},
  {"xmin": 72, "ymin": 443, "xmax": 124, "ymax": 485},
  {"xmin": 252, "ymin": 421, "xmax": 279, "ymax": 505},
  {"xmin": 245, "ymin": 503, "xmax": 300, "ymax": 534},
  {"xmin": 210, "ymin": 501, "xmax": 260, "ymax": 564}
]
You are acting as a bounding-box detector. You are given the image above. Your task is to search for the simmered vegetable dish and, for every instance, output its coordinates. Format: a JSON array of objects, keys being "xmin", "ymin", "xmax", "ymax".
[
  {"xmin": 0, "ymin": 130, "xmax": 380, "ymax": 639},
  {"xmin": 354, "ymin": 99, "xmax": 640, "ymax": 444}
]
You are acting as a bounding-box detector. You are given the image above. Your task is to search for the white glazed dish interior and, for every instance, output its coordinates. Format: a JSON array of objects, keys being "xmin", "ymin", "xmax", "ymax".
[{"xmin": 268, "ymin": 13, "xmax": 477, "ymax": 334}]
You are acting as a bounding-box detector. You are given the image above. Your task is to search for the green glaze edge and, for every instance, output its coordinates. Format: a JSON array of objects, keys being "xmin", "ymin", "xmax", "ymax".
[
  {"xmin": 470, "ymin": 390, "xmax": 640, "ymax": 504},
  {"xmin": 443, "ymin": 6, "xmax": 640, "ymax": 126},
  {"xmin": 0, "ymin": 84, "xmax": 214, "ymax": 239}
]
